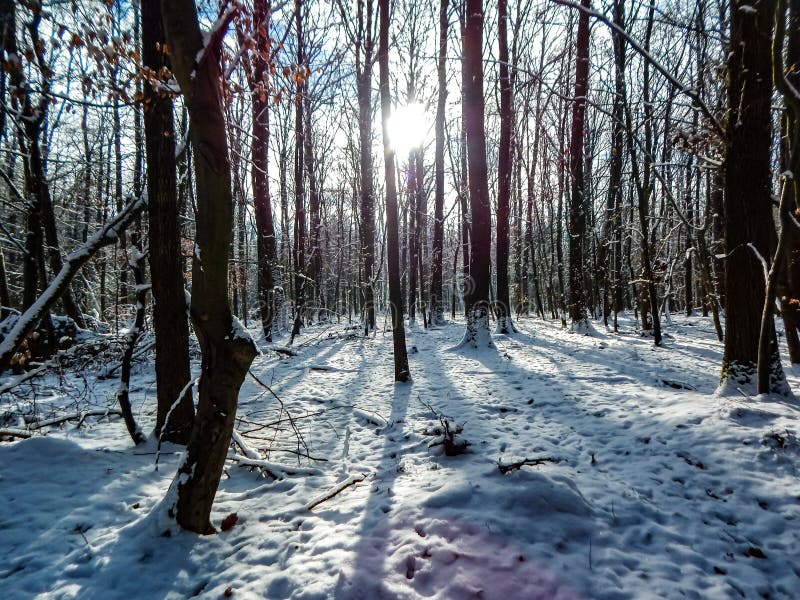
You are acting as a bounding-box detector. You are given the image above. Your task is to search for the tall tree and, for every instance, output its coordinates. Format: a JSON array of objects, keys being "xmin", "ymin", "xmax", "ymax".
[
  {"xmin": 721, "ymin": 0, "xmax": 786, "ymax": 394},
  {"xmin": 379, "ymin": 0, "xmax": 410, "ymax": 381},
  {"xmin": 160, "ymin": 0, "xmax": 257, "ymax": 533},
  {"xmin": 781, "ymin": 0, "xmax": 800, "ymax": 364},
  {"xmin": 347, "ymin": 0, "xmax": 377, "ymax": 333},
  {"xmin": 495, "ymin": 0, "xmax": 515, "ymax": 334},
  {"xmin": 566, "ymin": 0, "xmax": 590, "ymax": 331},
  {"xmin": 242, "ymin": 0, "xmax": 278, "ymax": 342},
  {"xmin": 291, "ymin": 0, "xmax": 307, "ymax": 342},
  {"xmin": 597, "ymin": 0, "xmax": 626, "ymax": 332},
  {"xmin": 429, "ymin": 0, "xmax": 448, "ymax": 327},
  {"xmin": 459, "ymin": 0, "xmax": 493, "ymax": 348},
  {"xmin": 142, "ymin": 0, "xmax": 194, "ymax": 444},
  {"xmin": 757, "ymin": 0, "xmax": 796, "ymax": 393},
  {"xmin": 0, "ymin": 0, "xmax": 12, "ymax": 309},
  {"xmin": 8, "ymin": 3, "xmax": 84, "ymax": 328}
]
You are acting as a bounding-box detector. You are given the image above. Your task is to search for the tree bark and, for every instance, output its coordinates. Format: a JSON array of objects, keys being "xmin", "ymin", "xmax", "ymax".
[
  {"xmin": 598, "ymin": 0, "xmax": 625, "ymax": 331},
  {"xmin": 160, "ymin": 0, "xmax": 258, "ymax": 534},
  {"xmin": 356, "ymin": 0, "xmax": 377, "ymax": 333},
  {"xmin": 291, "ymin": 0, "xmax": 307, "ymax": 342},
  {"xmin": 459, "ymin": 0, "xmax": 493, "ymax": 348},
  {"xmin": 378, "ymin": 0, "xmax": 410, "ymax": 381},
  {"xmin": 244, "ymin": 0, "xmax": 278, "ymax": 342},
  {"xmin": 495, "ymin": 0, "xmax": 514, "ymax": 334},
  {"xmin": 142, "ymin": 0, "xmax": 195, "ymax": 444},
  {"xmin": 757, "ymin": 0, "xmax": 794, "ymax": 394},
  {"xmin": 567, "ymin": 0, "xmax": 591, "ymax": 330},
  {"xmin": 429, "ymin": 0, "xmax": 448, "ymax": 326},
  {"xmin": 721, "ymin": 0, "xmax": 786, "ymax": 394},
  {"xmin": 781, "ymin": 0, "xmax": 800, "ymax": 364}
]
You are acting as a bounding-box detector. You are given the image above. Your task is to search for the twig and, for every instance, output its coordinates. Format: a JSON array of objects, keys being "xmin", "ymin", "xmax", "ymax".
[
  {"xmin": 99, "ymin": 341, "xmax": 156, "ymax": 378},
  {"xmin": 248, "ymin": 370, "xmax": 309, "ymax": 456},
  {"xmin": 550, "ymin": 0, "xmax": 724, "ymax": 136},
  {"xmin": 231, "ymin": 429, "xmax": 261, "ymax": 460},
  {"xmin": 0, "ymin": 196, "xmax": 146, "ymax": 373},
  {"xmin": 305, "ymin": 473, "xmax": 367, "ymax": 511},
  {"xmin": 228, "ymin": 453, "xmax": 323, "ymax": 479},
  {"xmin": 30, "ymin": 408, "xmax": 122, "ymax": 430},
  {"xmin": 498, "ymin": 457, "xmax": 561, "ymax": 474},
  {"xmin": 0, "ymin": 339, "xmax": 109, "ymax": 395}
]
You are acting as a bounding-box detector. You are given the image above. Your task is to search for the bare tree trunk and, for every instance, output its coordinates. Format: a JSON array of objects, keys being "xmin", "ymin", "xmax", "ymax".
[
  {"xmin": 143, "ymin": 0, "xmax": 195, "ymax": 444},
  {"xmin": 781, "ymin": 0, "xmax": 800, "ymax": 363},
  {"xmin": 598, "ymin": 0, "xmax": 625, "ymax": 331},
  {"xmin": 356, "ymin": 0, "xmax": 376, "ymax": 333},
  {"xmin": 379, "ymin": 0, "xmax": 410, "ymax": 381},
  {"xmin": 566, "ymin": 0, "xmax": 590, "ymax": 330},
  {"xmin": 160, "ymin": 0, "xmax": 258, "ymax": 534},
  {"xmin": 243, "ymin": 0, "xmax": 277, "ymax": 342},
  {"xmin": 619, "ymin": 0, "xmax": 661, "ymax": 345},
  {"xmin": 495, "ymin": 0, "xmax": 515, "ymax": 334},
  {"xmin": 414, "ymin": 150, "xmax": 428, "ymax": 327},
  {"xmin": 0, "ymin": 0, "xmax": 10, "ymax": 309},
  {"xmin": 459, "ymin": 0, "xmax": 493, "ymax": 348},
  {"xmin": 291, "ymin": 0, "xmax": 307, "ymax": 343},
  {"xmin": 459, "ymin": 6, "xmax": 470, "ymax": 316},
  {"xmin": 116, "ymin": 247, "xmax": 147, "ymax": 446},
  {"xmin": 429, "ymin": 0, "xmax": 448, "ymax": 326},
  {"xmin": 721, "ymin": 0, "xmax": 786, "ymax": 394},
  {"xmin": 304, "ymin": 93, "xmax": 322, "ymax": 311},
  {"xmin": 757, "ymin": 0, "xmax": 794, "ymax": 394}
]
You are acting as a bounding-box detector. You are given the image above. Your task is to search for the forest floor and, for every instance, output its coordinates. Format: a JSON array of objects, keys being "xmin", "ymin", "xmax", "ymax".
[{"xmin": 1, "ymin": 314, "xmax": 799, "ymax": 599}]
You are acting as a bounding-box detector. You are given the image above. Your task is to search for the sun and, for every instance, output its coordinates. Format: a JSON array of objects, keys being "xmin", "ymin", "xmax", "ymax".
[{"xmin": 386, "ymin": 102, "xmax": 428, "ymax": 158}]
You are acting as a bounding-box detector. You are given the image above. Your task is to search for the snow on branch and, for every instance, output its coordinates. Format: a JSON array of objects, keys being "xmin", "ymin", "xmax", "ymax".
[
  {"xmin": 746, "ymin": 242, "xmax": 769, "ymax": 285},
  {"xmin": 0, "ymin": 196, "xmax": 146, "ymax": 374},
  {"xmin": 196, "ymin": 2, "xmax": 242, "ymax": 68},
  {"xmin": 551, "ymin": 0, "xmax": 725, "ymax": 137}
]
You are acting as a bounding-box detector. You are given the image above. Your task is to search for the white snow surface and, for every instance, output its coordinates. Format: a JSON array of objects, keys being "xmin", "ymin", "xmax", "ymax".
[{"xmin": 1, "ymin": 314, "xmax": 799, "ymax": 599}]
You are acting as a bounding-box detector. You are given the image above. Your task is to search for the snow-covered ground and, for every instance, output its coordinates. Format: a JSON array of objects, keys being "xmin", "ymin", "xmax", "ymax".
[{"xmin": 1, "ymin": 314, "xmax": 799, "ymax": 599}]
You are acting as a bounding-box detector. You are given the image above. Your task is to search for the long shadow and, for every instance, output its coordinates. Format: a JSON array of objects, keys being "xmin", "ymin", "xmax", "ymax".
[
  {"xmin": 333, "ymin": 380, "xmax": 412, "ymax": 599},
  {"xmin": 235, "ymin": 335, "xmax": 372, "ymax": 454},
  {"xmin": 370, "ymin": 318, "xmax": 799, "ymax": 598},
  {"xmin": 0, "ymin": 436, "xmax": 196, "ymax": 599}
]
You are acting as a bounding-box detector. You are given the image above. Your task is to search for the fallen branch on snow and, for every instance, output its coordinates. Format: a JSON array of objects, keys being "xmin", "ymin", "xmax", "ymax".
[
  {"xmin": 0, "ymin": 196, "xmax": 146, "ymax": 374},
  {"xmin": 30, "ymin": 408, "xmax": 123, "ymax": 430},
  {"xmin": 306, "ymin": 473, "xmax": 367, "ymax": 511},
  {"xmin": 498, "ymin": 457, "xmax": 561, "ymax": 474},
  {"xmin": 0, "ymin": 408, "xmax": 122, "ymax": 440},
  {"xmin": 0, "ymin": 428, "xmax": 33, "ymax": 439},
  {"xmin": 231, "ymin": 429, "xmax": 261, "ymax": 460},
  {"xmin": 266, "ymin": 345, "xmax": 298, "ymax": 357},
  {"xmin": 228, "ymin": 453, "xmax": 324, "ymax": 480}
]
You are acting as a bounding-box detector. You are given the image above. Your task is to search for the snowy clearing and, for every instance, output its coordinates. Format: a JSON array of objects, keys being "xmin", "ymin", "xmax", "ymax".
[{"xmin": 1, "ymin": 315, "xmax": 799, "ymax": 599}]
